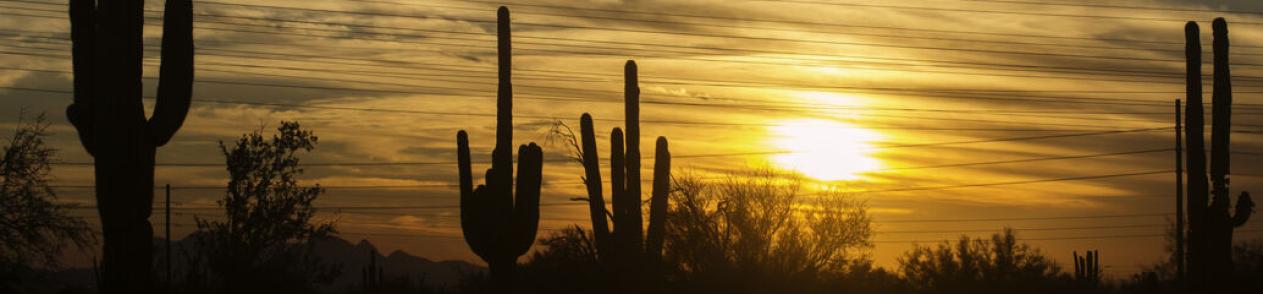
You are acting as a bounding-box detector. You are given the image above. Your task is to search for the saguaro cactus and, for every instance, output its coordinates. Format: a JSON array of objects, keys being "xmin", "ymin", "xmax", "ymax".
[
  {"xmin": 66, "ymin": 0, "xmax": 193, "ymax": 292},
  {"xmin": 1183, "ymin": 18, "xmax": 1255, "ymax": 292},
  {"xmin": 1072, "ymin": 250, "xmax": 1101, "ymax": 286},
  {"xmin": 362, "ymin": 250, "xmax": 384, "ymax": 294},
  {"xmin": 578, "ymin": 60, "xmax": 672, "ymax": 292},
  {"xmin": 456, "ymin": 6, "xmax": 543, "ymax": 292}
]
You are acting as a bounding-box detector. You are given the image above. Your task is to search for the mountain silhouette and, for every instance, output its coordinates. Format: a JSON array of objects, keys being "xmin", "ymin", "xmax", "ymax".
[
  {"xmin": 313, "ymin": 237, "xmax": 481, "ymax": 291},
  {"xmin": 39, "ymin": 235, "xmax": 480, "ymax": 293}
]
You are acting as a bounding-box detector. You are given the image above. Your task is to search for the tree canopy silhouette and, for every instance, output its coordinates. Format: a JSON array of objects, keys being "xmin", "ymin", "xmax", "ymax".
[
  {"xmin": 0, "ymin": 113, "xmax": 93, "ymax": 292},
  {"xmin": 187, "ymin": 121, "xmax": 338, "ymax": 294},
  {"xmin": 899, "ymin": 229, "xmax": 1066, "ymax": 294}
]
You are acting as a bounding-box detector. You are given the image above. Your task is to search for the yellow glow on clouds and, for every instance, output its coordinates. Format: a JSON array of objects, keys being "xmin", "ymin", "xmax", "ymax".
[{"xmin": 768, "ymin": 118, "xmax": 884, "ymax": 181}]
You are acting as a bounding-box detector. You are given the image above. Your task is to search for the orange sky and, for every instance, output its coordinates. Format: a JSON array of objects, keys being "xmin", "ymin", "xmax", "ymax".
[{"xmin": 2, "ymin": 0, "xmax": 1263, "ymax": 278}]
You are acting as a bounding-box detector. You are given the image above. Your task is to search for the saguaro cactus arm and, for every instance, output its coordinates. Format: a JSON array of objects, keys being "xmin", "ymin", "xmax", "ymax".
[
  {"xmin": 67, "ymin": 0, "xmax": 95, "ymax": 155},
  {"xmin": 609, "ymin": 128, "xmax": 629, "ymax": 240},
  {"xmin": 457, "ymin": 131, "xmax": 492, "ymax": 260},
  {"xmin": 147, "ymin": 0, "xmax": 193, "ymax": 147},
  {"xmin": 645, "ymin": 136, "xmax": 670, "ymax": 260},
  {"xmin": 1232, "ymin": 192, "xmax": 1254, "ymax": 227},
  {"xmin": 1073, "ymin": 251, "xmax": 1083, "ymax": 278},
  {"xmin": 580, "ymin": 114, "xmax": 613, "ymax": 253},
  {"xmin": 1209, "ymin": 18, "xmax": 1232, "ymax": 190},
  {"xmin": 509, "ymin": 143, "xmax": 543, "ymax": 257}
]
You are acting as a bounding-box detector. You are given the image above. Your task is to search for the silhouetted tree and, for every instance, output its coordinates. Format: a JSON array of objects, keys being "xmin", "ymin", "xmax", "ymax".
[
  {"xmin": 898, "ymin": 229, "xmax": 1066, "ymax": 294},
  {"xmin": 65, "ymin": 0, "xmax": 193, "ymax": 292},
  {"xmin": 455, "ymin": 6, "xmax": 543, "ymax": 293},
  {"xmin": 664, "ymin": 170, "xmax": 873, "ymax": 293},
  {"xmin": 0, "ymin": 113, "xmax": 93, "ymax": 292},
  {"xmin": 188, "ymin": 122, "xmax": 338, "ymax": 294},
  {"xmin": 519, "ymin": 226, "xmax": 604, "ymax": 293}
]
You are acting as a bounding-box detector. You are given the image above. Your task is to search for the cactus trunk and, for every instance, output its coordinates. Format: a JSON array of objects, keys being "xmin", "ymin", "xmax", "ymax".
[
  {"xmin": 1183, "ymin": 21, "xmax": 1210, "ymax": 291},
  {"xmin": 66, "ymin": 0, "xmax": 193, "ymax": 293},
  {"xmin": 1183, "ymin": 18, "xmax": 1255, "ymax": 292},
  {"xmin": 456, "ymin": 7, "xmax": 543, "ymax": 293},
  {"xmin": 578, "ymin": 60, "xmax": 672, "ymax": 293}
]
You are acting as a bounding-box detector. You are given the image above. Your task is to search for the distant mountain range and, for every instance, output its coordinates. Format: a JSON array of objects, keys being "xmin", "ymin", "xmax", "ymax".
[
  {"xmin": 44, "ymin": 235, "xmax": 482, "ymax": 293},
  {"xmin": 314, "ymin": 236, "xmax": 482, "ymax": 291}
]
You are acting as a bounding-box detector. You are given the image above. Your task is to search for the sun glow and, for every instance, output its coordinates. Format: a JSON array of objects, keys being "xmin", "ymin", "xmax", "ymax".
[{"xmin": 769, "ymin": 119, "xmax": 884, "ymax": 181}]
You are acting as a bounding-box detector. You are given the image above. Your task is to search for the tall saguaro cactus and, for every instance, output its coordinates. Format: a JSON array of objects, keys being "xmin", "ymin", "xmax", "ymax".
[
  {"xmin": 1184, "ymin": 18, "xmax": 1255, "ymax": 292},
  {"xmin": 456, "ymin": 7, "xmax": 543, "ymax": 292},
  {"xmin": 578, "ymin": 60, "xmax": 672, "ymax": 292},
  {"xmin": 66, "ymin": 0, "xmax": 193, "ymax": 292}
]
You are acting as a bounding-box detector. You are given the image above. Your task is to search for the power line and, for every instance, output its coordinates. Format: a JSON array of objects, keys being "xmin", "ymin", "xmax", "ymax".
[
  {"xmin": 12, "ymin": 0, "xmax": 1260, "ymax": 68},
  {"xmin": 356, "ymin": 0, "xmax": 1263, "ymax": 48},
  {"xmin": 0, "ymin": 45, "xmax": 1202, "ymax": 111},
  {"xmin": 15, "ymin": 9, "xmax": 1263, "ymax": 90},
  {"xmin": 879, "ymin": 223, "xmax": 1169, "ymax": 234},
  {"xmin": 11, "ymin": 0, "xmax": 1261, "ymax": 50},
  {"xmin": 1, "ymin": 83, "xmax": 1182, "ymax": 135},
  {"xmin": 49, "ymin": 169, "xmax": 1177, "ymax": 194},
  {"xmin": 6, "ymin": 46, "xmax": 1255, "ymax": 113},
  {"xmin": 75, "ymin": 208, "xmax": 1171, "ymax": 227},
  {"xmin": 876, "ymin": 148, "xmax": 1172, "ymax": 171},
  {"xmin": 180, "ymin": 1, "xmax": 1263, "ymax": 65},
  {"xmin": 6, "ymin": 59, "xmax": 1219, "ymax": 128},
  {"xmin": 0, "ymin": 84, "xmax": 1171, "ymax": 146},
  {"xmin": 852, "ymin": 170, "xmax": 1172, "ymax": 194},
  {"xmin": 764, "ymin": 0, "xmax": 1263, "ymax": 25},
  {"xmin": 1, "ymin": 80, "xmax": 1193, "ymax": 133},
  {"xmin": 948, "ymin": 0, "xmax": 1263, "ymax": 16},
  {"xmin": 3, "ymin": 11, "xmax": 1253, "ymax": 89},
  {"xmin": 8, "ymin": 23, "xmax": 1263, "ymax": 111},
  {"xmin": 877, "ymin": 213, "xmax": 1169, "ymax": 223},
  {"xmin": 47, "ymin": 147, "xmax": 1173, "ymax": 169},
  {"xmin": 341, "ymin": 0, "xmax": 1200, "ymax": 54}
]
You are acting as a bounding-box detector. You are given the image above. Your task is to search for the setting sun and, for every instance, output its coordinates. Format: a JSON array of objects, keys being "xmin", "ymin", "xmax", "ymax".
[{"xmin": 769, "ymin": 119, "xmax": 884, "ymax": 181}]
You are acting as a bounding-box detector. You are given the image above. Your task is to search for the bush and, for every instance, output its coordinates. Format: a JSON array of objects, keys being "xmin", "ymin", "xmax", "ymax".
[{"xmin": 898, "ymin": 229, "xmax": 1069, "ymax": 294}]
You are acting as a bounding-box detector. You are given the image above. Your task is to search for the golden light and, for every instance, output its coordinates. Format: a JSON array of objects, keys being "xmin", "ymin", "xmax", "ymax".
[{"xmin": 768, "ymin": 119, "xmax": 884, "ymax": 181}]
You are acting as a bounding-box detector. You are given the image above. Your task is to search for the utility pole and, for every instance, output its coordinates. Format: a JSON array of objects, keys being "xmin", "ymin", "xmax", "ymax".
[
  {"xmin": 166, "ymin": 184, "xmax": 172, "ymax": 293},
  {"xmin": 1175, "ymin": 99, "xmax": 1185, "ymax": 286}
]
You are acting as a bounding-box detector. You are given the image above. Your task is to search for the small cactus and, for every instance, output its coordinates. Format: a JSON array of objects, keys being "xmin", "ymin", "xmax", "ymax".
[
  {"xmin": 578, "ymin": 60, "xmax": 671, "ymax": 292},
  {"xmin": 362, "ymin": 250, "xmax": 384, "ymax": 294},
  {"xmin": 456, "ymin": 6, "xmax": 543, "ymax": 292},
  {"xmin": 1072, "ymin": 250, "xmax": 1101, "ymax": 286},
  {"xmin": 66, "ymin": 0, "xmax": 193, "ymax": 292},
  {"xmin": 1183, "ymin": 18, "xmax": 1255, "ymax": 292}
]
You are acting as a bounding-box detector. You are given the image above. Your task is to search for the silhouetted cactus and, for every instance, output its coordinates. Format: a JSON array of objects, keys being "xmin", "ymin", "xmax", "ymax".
[
  {"xmin": 578, "ymin": 60, "xmax": 671, "ymax": 293},
  {"xmin": 362, "ymin": 249, "xmax": 384, "ymax": 294},
  {"xmin": 1072, "ymin": 250, "xmax": 1101, "ymax": 286},
  {"xmin": 66, "ymin": 0, "xmax": 192, "ymax": 292},
  {"xmin": 456, "ymin": 6, "xmax": 543, "ymax": 293},
  {"xmin": 1184, "ymin": 18, "xmax": 1255, "ymax": 292}
]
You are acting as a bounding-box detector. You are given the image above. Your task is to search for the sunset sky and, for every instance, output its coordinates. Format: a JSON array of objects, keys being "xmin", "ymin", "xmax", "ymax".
[{"xmin": 2, "ymin": 0, "xmax": 1263, "ymax": 277}]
